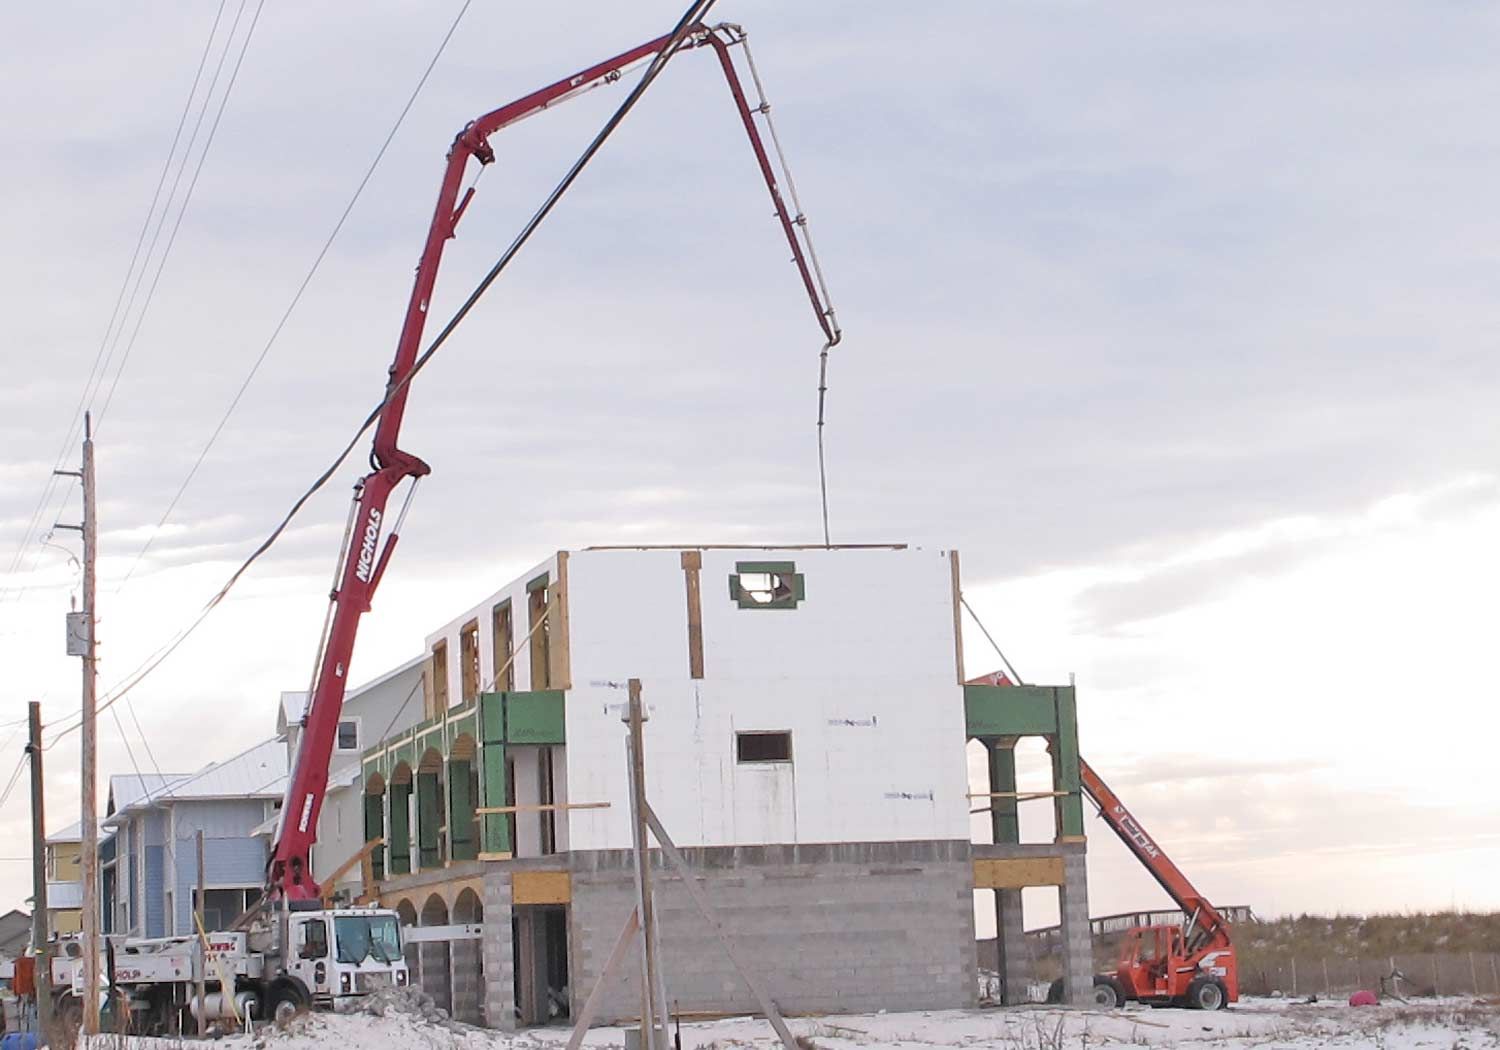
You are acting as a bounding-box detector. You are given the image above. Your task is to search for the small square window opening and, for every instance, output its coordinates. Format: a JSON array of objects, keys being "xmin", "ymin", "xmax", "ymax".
[
  {"xmin": 336, "ymin": 719, "xmax": 358, "ymax": 751},
  {"xmin": 736, "ymin": 731, "xmax": 792, "ymax": 764}
]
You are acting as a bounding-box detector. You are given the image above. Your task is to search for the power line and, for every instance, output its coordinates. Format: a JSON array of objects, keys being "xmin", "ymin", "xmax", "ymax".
[
  {"xmin": 95, "ymin": 0, "xmax": 268, "ymax": 433},
  {"xmin": 115, "ymin": 0, "xmax": 476, "ymax": 593},
  {"xmin": 46, "ymin": 0, "xmax": 717, "ymax": 747},
  {"xmin": 0, "ymin": 0, "xmax": 233, "ymax": 602}
]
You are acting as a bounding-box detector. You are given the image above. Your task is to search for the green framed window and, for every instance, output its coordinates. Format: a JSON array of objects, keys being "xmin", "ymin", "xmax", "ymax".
[{"xmin": 728, "ymin": 561, "xmax": 805, "ymax": 610}]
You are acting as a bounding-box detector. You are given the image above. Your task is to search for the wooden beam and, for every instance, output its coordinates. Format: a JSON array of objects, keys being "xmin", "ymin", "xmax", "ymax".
[
  {"xmin": 681, "ymin": 550, "xmax": 705, "ymax": 679},
  {"xmin": 564, "ymin": 909, "xmax": 639, "ymax": 1050},
  {"xmin": 474, "ymin": 801, "xmax": 610, "ymax": 815},
  {"xmin": 949, "ymin": 551, "xmax": 965, "ymax": 684},
  {"xmin": 321, "ymin": 839, "xmax": 385, "ymax": 905}
]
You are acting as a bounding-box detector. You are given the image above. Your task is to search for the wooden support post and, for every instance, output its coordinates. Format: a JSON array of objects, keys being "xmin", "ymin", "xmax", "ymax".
[
  {"xmin": 681, "ymin": 551, "xmax": 704, "ymax": 679},
  {"xmin": 625, "ymin": 680, "xmax": 668, "ymax": 1050},
  {"xmin": 196, "ymin": 830, "xmax": 207, "ymax": 1036},
  {"xmin": 644, "ymin": 804, "xmax": 799, "ymax": 1050},
  {"xmin": 27, "ymin": 702, "xmax": 54, "ymax": 1044}
]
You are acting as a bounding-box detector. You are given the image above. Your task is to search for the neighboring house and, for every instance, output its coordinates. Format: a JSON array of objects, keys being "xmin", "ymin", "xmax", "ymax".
[
  {"xmin": 103, "ymin": 741, "xmax": 286, "ymax": 937},
  {"xmin": 275, "ymin": 654, "xmax": 425, "ymax": 901},
  {"xmin": 43, "ymin": 821, "xmax": 98, "ymax": 935},
  {"xmin": 0, "ymin": 910, "xmax": 29, "ymax": 960}
]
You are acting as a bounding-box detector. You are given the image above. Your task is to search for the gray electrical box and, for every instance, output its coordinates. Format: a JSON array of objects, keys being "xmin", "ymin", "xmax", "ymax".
[{"xmin": 65, "ymin": 611, "xmax": 89, "ymax": 656}]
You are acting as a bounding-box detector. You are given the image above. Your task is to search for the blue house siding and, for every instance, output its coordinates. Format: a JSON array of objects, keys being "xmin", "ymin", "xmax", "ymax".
[
  {"xmin": 169, "ymin": 799, "xmax": 271, "ymax": 934},
  {"xmin": 144, "ymin": 845, "xmax": 166, "ymax": 937}
]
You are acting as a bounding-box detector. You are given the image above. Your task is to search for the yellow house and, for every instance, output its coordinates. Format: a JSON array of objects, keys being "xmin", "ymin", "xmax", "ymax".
[{"xmin": 45, "ymin": 821, "xmax": 93, "ymax": 936}]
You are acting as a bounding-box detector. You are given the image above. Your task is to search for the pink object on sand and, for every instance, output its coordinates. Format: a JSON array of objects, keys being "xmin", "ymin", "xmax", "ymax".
[{"xmin": 1348, "ymin": 990, "xmax": 1379, "ymax": 1007}]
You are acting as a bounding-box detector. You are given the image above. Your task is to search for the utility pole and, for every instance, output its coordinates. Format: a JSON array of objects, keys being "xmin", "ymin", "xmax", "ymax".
[
  {"xmin": 27, "ymin": 701, "xmax": 54, "ymax": 1043},
  {"xmin": 57, "ymin": 411, "xmax": 99, "ymax": 1034}
]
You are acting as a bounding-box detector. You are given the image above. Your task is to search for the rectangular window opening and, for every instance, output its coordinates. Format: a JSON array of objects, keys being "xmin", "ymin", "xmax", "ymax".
[
  {"xmin": 528, "ymin": 583, "xmax": 551, "ymax": 690},
  {"xmin": 736, "ymin": 731, "xmax": 793, "ymax": 764},
  {"xmin": 460, "ymin": 619, "xmax": 481, "ymax": 703},
  {"xmin": 492, "ymin": 602, "xmax": 514, "ymax": 692},
  {"xmin": 430, "ymin": 640, "xmax": 449, "ymax": 715},
  {"xmin": 336, "ymin": 719, "xmax": 359, "ymax": 752}
]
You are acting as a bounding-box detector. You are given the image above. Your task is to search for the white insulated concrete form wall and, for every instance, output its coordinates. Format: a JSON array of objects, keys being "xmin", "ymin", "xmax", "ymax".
[{"xmin": 422, "ymin": 546, "xmax": 971, "ymax": 852}]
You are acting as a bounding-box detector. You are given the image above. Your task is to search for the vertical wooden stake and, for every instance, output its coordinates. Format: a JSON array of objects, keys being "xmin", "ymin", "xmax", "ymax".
[
  {"xmin": 1469, "ymin": 952, "xmax": 1478, "ymax": 997},
  {"xmin": 1322, "ymin": 957, "xmax": 1330, "ymax": 998},
  {"xmin": 625, "ymin": 680, "xmax": 667, "ymax": 1050},
  {"xmin": 196, "ymin": 830, "xmax": 207, "ymax": 1036},
  {"xmin": 27, "ymin": 702, "xmax": 54, "ymax": 1044}
]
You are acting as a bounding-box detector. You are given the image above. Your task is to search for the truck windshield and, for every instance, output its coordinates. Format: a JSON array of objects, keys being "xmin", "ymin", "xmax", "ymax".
[{"xmin": 334, "ymin": 915, "xmax": 402, "ymax": 965}]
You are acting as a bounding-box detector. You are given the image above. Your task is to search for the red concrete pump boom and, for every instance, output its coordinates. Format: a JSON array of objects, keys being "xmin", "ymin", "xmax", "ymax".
[
  {"xmin": 268, "ymin": 22, "xmax": 840, "ymax": 900},
  {"xmin": 1078, "ymin": 757, "xmax": 1232, "ymax": 956}
]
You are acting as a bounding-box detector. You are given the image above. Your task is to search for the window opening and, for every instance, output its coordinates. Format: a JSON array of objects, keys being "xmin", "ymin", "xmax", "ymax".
[
  {"xmin": 430, "ymin": 639, "xmax": 449, "ymax": 714},
  {"xmin": 736, "ymin": 731, "xmax": 793, "ymax": 763},
  {"xmin": 460, "ymin": 619, "xmax": 481, "ymax": 703},
  {"xmin": 336, "ymin": 719, "xmax": 359, "ymax": 752},
  {"xmin": 729, "ymin": 562, "xmax": 805, "ymax": 609},
  {"xmin": 528, "ymin": 579, "xmax": 551, "ymax": 690},
  {"xmin": 492, "ymin": 602, "xmax": 514, "ymax": 691},
  {"xmin": 539, "ymin": 748, "xmax": 556, "ymax": 855}
]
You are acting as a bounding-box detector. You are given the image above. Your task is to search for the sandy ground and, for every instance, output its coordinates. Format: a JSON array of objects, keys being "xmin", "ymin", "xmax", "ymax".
[{"xmin": 80, "ymin": 996, "xmax": 1500, "ymax": 1050}]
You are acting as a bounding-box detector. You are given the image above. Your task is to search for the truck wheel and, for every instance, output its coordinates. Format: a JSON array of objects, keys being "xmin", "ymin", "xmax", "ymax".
[
  {"xmin": 267, "ymin": 978, "xmax": 310, "ymax": 1024},
  {"xmin": 1091, "ymin": 976, "xmax": 1122, "ymax": 1008},
  {"xmin": 1188, "ymin": 977, "xmax": 1226, "ymax": 1011}
]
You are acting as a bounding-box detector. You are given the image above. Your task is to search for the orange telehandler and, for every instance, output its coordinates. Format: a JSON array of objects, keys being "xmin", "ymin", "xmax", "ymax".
[{"xmin": 1080, "ymin": 757, "xmax": 1238, "ymax": 1009}]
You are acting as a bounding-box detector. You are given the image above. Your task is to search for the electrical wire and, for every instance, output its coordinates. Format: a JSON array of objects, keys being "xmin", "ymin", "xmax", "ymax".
[
  {"xmin": 114, "ymin": 0, "xmax": 476, "ymax": 594},
  {"xmin": 0, "ymin": 0, "xmax": 232, "ymax": 601},
  {"xmin": 95, "ymin": 0, "xmax": 268, "ymax": 433},
  {"xmin": 0, "ymin": 753, "xmax": 29, "ymax": 813},
  {"xmin": 45, "ymin": 0, "xmax": 719, "ymax": 750}
]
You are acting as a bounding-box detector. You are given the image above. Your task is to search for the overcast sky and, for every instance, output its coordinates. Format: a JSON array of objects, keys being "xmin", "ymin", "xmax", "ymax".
[{"xmin": 3, "ymin": 1, "xmax": 1498, "ymax": 924}]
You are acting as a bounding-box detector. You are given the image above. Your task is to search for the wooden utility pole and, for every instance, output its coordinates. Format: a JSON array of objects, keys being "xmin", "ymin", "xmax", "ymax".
[
  {"xmin": 27, "ymin": 701, "xmax": 54, "ymax": 1042},
  {"xmin": 58, "ymin": 412, "xmax": 100, "ymax": 1034},
  {"xmin": 79, "ymin": 413, "xmax": 100, "ymax": 1034}
]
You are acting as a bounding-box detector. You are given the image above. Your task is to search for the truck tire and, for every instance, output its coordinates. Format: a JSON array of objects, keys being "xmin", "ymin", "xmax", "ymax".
[
  {"xmin": 1187, "ymin": 977, "xmax": 1226, "ymax": 1011},
  {"xmin": 266, "ymin": 977, "xmax": 310, "ymax": 1024},
  {"xmin": 1091, "ymin": 976, "xmax": 1124, "ymax": 1008}
]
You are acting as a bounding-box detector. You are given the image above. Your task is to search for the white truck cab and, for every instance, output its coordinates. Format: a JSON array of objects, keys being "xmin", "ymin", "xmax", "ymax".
[{"xmin": 281, "ymin": 907, "xmax": 409, "ymax": 1017}]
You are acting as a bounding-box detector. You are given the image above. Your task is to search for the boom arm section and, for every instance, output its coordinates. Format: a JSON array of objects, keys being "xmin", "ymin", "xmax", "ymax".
[
  {"xmin": 1079, "ymin": 757, "xmax": 1232, "ymax": 953},
  {"xmin": 268, "ymin": 23, "xmax": 839, "ymax": 900}
]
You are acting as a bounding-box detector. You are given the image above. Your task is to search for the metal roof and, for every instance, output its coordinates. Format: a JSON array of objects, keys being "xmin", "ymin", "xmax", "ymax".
[{"xmin": 104, "ymin": 738, "xmax": 286, "ymax": 827}]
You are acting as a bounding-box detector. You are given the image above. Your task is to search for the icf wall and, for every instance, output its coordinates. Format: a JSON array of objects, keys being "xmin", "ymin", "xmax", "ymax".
[{"xmin": 561, "ymin": 547, "xmax": 970, "ymax": 852}]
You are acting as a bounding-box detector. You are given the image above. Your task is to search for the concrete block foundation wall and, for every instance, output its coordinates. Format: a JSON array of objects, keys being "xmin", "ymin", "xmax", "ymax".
[{"xmin": 566, "ymin": 840, "xmax": 978, "ymax": 1022}]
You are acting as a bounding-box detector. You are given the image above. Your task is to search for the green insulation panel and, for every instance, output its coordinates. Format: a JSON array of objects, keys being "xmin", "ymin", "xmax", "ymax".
[
  {"xmin": 964, "ymin": 684, "xmax": 1064, "ymax": 738},
  {"xmin": 481, "ymin": 743, "xmax": 509, "ymax": 854},
  {"xmin": 363, "ymin": 792, "xmax": 386, "ymax": 882},
  {"xmin": 449, "ymin": 759, "xmax": 476, "ymax": 862},
  {"xmin": 387, "ymin": 783, "xmax": 412, "ymax": 876},
  {"xmin": 505, "ymin": 691, "xmax": 565, "ymax": 745},
  {"xmin": 480, "ymin": 692, "xmax": 506, "ymax": 743},
  {"xmin": 416, "ymin": 773, "xmax": 441, "ymax": 869}
]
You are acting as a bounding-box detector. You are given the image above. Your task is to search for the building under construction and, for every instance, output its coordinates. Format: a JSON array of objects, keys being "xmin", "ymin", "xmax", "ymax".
[{"xmin": 340, "ymin": 544, "xmax": 1094, "ymax": 1027}]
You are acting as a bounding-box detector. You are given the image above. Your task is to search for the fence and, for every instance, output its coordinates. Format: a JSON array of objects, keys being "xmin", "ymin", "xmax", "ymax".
[{"xmin": 1239, "ymin": 952, "xmax": 1500, "ymax": 999}]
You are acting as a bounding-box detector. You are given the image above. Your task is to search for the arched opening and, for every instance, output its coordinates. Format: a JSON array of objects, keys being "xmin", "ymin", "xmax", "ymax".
[
  {"xmin": 449, "ymin": 735, "xmax": 479, "ymax": 862},
  {"xmin": 364, "ymin": 772, "xmax": 387, "ymax": 882},
  {"xmin": 417, "ymin": 748, "xmax": 446, "ymax": 870},
  {"xmin": 389, "ymin": 763, "xmax": 414, "ymax": 876},
  {"xmin": 451, "ymin": 887, "xmax": 485, "ymax": 1025},
  {"xmin": 419, "ymin": 893, "xmax": 452, "ymax": 1014},
  {"xmin": 395, "ymin": 898, "xmax": 419, "ymax": 978}
]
